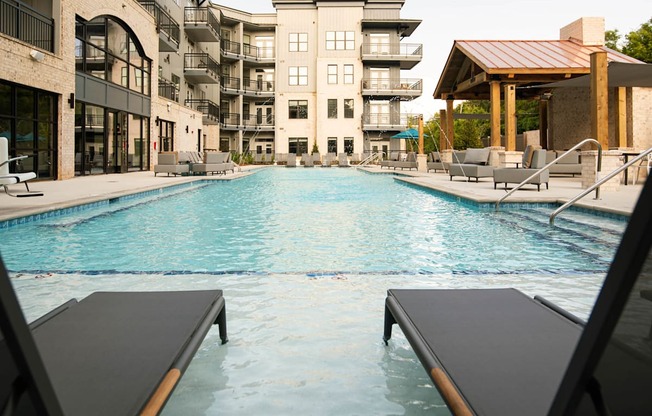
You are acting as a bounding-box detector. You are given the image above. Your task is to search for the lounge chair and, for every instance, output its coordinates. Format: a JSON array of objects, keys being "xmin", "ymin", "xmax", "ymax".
[
  {"xmin": 448, "ymin": 148, "xmax": 493, "ymax": 182},
  {"xmin": 383, "ymin": 177, "xmax": 652, "ymax": 415},
  {"xmin": 427, "ymin": 151, "xmax": 446, "ymax": 173},
  {"xmin": 493, "ymin": 148, "xmax": 549, "ymax": 191},
  {"xmin": 0, "ymin": 137, "xmax": 43, "ymax": 197},
  {"xmin": 301, "ymin": 153, "xmax": 314, "ymax": 167},
  {"xmin": 286, "ymin": 153, "xmax": 297, "ymax": 167},
  {"xmin": 322, "ymin": 154, "xmax": 332, "ymax": 167},
  {"xmin": 380, "ymin": 152, "xmax": 399, "ymax": 169},
  {"xmin": 338, "ymin": 153, "xmax": 350, "ymax": 167},
  {"xmin": 0, "ymin": 255, "xmax": 228, "ymax": 416},
  {"xmin": 192, "ymin": 152, "xmax": 230, "ymax": 175},
  {"xmin": 154, "ymin": 152, "xmax": 190, "ymax": 177}
]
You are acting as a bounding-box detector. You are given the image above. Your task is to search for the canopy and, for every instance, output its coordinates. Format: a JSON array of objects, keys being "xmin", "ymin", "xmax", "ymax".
[
  {"xmin": 539, "ymin": 62, "xmax": 652, "ymax": 88},
  {"xmin": 391, "ymin": 128, "xmax": 429, "ymax": 139}
]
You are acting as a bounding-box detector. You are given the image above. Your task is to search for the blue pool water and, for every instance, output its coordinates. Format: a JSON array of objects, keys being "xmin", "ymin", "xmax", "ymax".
[{"xmin": 2, "ymin": 168, "xmax": 628, "ymax": 415}]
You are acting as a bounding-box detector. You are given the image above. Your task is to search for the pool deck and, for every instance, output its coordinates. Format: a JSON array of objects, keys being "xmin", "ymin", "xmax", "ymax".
[{"xmin": 0, "ymin": 165, "xmax": 644, "ymax": 222}]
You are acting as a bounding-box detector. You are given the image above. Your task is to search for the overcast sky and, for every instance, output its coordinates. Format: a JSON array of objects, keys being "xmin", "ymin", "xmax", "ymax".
[{"xmin": 211, "ymin": 0, "xmax": 649, "ymax": 118}]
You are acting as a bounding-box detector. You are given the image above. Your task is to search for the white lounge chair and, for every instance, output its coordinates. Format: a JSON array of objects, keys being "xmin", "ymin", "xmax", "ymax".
[{"xmin": 0, "ymin": 137, "xmax": 43, "ymax": 197}]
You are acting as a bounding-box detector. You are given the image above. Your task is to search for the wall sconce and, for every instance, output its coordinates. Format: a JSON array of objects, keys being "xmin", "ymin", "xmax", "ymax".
[
  {"xmin": 164, "ymin": 54, "xmax": 170, "ymax": 63},
  {"xmin": 29, "ymin": 49, "xmax": 45, "ymax": 63},
  {"xmin": 185, "ymin": 125, "xmax": 189, "ymax": 133},
  {"xmin": 68, "ymin": 93, "xmax": 75, "ymax": 109},
  {"xmin": 155, "ymin": 116, "xmax": 160, "ymax": 126}
]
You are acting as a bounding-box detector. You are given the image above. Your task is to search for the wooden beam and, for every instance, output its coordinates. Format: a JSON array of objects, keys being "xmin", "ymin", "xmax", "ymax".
[
  {"xmin": 490, "ymin": 81, "xmax": 501, "ymax": 147},
  {"xmin": 504, "ymin": 84, "xmax": 516, "ymax": 151},
  {"xmin": 418, "ymin": 115, "xmax": 424, "ymax": 154},
  {"xmin": 453, "ymin": 72, "xmax": 488, "ymax": 94},
  {"xmin": 446, "ymin": 98, "xmax": 455, "ymax": 149},
  {"xmin": 615, "ymin": 87, "xmax": 627, "ymax": 148},
  {"xmin": 590, "ymin": 51, "xmax": 608, "ymax": 149},
  {"xmin": 539, "ymin": 100, "xmax": 549, "ymax": 148}
]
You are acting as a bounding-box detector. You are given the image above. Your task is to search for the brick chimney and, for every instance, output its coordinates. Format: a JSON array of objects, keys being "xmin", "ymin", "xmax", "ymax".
[{"xmin": 560, "ymin": 17, "xmax": 605, "ymax": 46}]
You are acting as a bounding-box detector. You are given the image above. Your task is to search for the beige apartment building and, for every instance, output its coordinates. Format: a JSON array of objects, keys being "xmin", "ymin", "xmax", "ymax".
[{"xmin": 0, "ymin": 0, "xmax": 421, "ymax": 180}]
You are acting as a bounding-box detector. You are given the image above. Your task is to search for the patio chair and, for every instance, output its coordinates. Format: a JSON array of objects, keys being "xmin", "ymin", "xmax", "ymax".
[
  {"xmin": 393, "ymin": 152, "xmax": 417, "ymax": 170},
  {"xmin": 154, "ymin": 152, "xmax": 190, "ymax": 177},
  {"xmin": 427, "ymin": 151, "xmax": 446, "ymax": 173},
  {"xmin": 448, "ymin": 148, "xmax": 493, "ymax": 182},
  {"xmin": 338, "ymin": 153, "xmax": 350, "ymax": 167},
  {"xmin": 322, "ymin": 153, "xmax": 332, "ymax": 167},
  {"xmin": 286, "ymin": 153, "xmax": 297, "ymax": 167},
  {"xmin": 383, "ymin": 177, "xmax": 652, "ymax": 415},
  {"xmin": 192, "ymin": 152, "xmax": 230, "ymax": 175},
  {"xmin": 493, "ymin": 148, "xmax": 549, "ymax": 191},
  {"xmin": 0, "ymin": 137, "xmax": 43, "ymax": 197},
  {"xmin": 0, "ymin": 254, "xmax": 228, "ymax": 416},
  {"xmin": 380, "ymin": 152, "xmax": 399, "ymax": 169}
]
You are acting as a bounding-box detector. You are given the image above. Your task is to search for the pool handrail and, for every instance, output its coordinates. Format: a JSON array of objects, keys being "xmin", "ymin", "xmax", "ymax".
[
  {"xmin": 549, "ymin": 146, "xmax": 652, "ymax": 225},
  {"xmin": 495, "ymin": 138, "xmax": 602, "ymax": 211},
  {"xmin": 356, "ymin": 151, "xmax": 385, "ymax": 168}
]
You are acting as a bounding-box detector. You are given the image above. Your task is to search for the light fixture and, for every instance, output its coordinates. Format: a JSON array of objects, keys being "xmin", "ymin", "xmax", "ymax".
[
  {"xmin": 29, "ymin": 49, "xmax": 45, "ymax": 63},
  {"xmin": 185, "ymin": 125, "xmax": 189, "ymax": 133},
  {"xmin": 68, "ymin": 93, "xmax": 75, "ymax": 109}
]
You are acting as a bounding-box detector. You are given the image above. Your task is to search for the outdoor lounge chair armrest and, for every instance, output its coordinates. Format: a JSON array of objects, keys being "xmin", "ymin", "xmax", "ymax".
[
  {"xmin": 0, "ymin": 155, "xmax": 28, "ymax": 168},
  {"xmin": 140, "ymin": 369, "xmax": 181, "ymax": 416}
]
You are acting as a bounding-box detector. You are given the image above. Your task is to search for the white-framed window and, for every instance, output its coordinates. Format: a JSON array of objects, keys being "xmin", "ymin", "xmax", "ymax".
[
  {"xmin": 326, "ymin": 31, "xmax": 354, "ymax": 50},
  {"xmin": 289, "ymin": 66, "xmax": 308, "ymax": 86},
  {"xmin": 343, "ymin": 64, "xmax": 354, "ymax": 84},
  {"xmin": 289, "ymin": 33, "xmax": 308, "ymax": 52},
  {"xmin": 327, "ymin": 64, "xmax": 338, "ymax": 84}
]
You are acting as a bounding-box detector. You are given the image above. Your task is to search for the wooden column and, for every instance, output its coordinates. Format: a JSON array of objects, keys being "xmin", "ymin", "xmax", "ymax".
[
  {"xmin": 504, "ymin": 84, "xmax": 516, "ymax": 151},
  {"xmin": 439, "ymin": 109, "xmax": 447, "ymax": 150},
  {"xmin": 538, "ymin": 99, "xmax": 548, "ymax": 148},
  {"xmin": 418, "ymin": 115, "xmax": 424, "ymax": 154},
  {"xmin": 615, "ymin": 87, "xmax": 627, "ymax": 148},
  {"xmin": 446, "ymin": 97, "xmax": 455, "ymax": 149},
  {"xmin": 590, "ymin": 51, "xmax": 608, "ymax": 149},
  {"xmin": 490, "ymin": 81, "xmax": 501, "ymax": 147}
]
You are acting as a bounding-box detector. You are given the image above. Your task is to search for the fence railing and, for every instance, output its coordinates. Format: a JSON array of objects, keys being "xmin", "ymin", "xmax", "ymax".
[
  {"xmin": 1, "ymin": 0, "xmax": 54, "ymax": 52},
  {"xmin": 139, "ymin": 1, "xmax": 180, "ymax": 48},
  {"xmin": 361, "ymin": 43, "xmax": 422, "ymax": 58},
  {"xmin": 361, "ymin": 78, "xmax": 422, "ymax": 92},
  {"xmin": 185, "ymin": 99, "xmax": 219, "ymax": 121},
  {"xmin": 158, "ymin": 77, "xmax": 179, "ymax": 102},
  {"xmin": 184, "ymin": 7, "xmax": 220, "ymax": 33}
]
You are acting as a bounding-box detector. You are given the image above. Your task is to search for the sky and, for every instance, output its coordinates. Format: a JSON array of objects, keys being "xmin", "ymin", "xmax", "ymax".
[{"xmin": 211, "ymin": 0, "xmax": 649, "ymax": 119}]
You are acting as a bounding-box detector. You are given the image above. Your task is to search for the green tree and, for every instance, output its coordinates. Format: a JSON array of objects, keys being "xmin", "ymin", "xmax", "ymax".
[
  {"xmin": 605, "ymin": 29, "xmax": 621, "ymax": 51},
  {"xmin": 622, "ymin": 18, "xmax": 652, "ymax": 63}
]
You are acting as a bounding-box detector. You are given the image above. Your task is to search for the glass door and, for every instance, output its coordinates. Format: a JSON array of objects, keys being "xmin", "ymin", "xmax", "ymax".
[{"xmin": 108, "ymin": 111, "xmax": 128, "ymax": 173}]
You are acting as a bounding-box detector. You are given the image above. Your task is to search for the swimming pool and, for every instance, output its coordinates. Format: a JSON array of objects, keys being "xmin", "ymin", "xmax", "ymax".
[{"xmin": 2, "ymin": 168, "xmax": 627, "ymax": 415}]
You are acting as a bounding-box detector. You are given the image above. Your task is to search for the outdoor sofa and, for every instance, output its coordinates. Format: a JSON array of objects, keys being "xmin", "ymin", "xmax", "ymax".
[
  {"xmin": 493, "ymin": 147, "xmax": 550, "ymax": 191},
  {"xmin": 153, "ymin": 152, "xmax": 190, "ymax": 177},
  {"xmin": 383, "ymin": 176, "xmax": 652, "ymax": 415},
  {"xmin": 427, "ymin": 151, "xmax": 446, "ymax": 173},
  {"xmin": 546, "ymin": 150, "xmax": 582, "ymax": 176},
  {"xmin": 448, "ymin": 148, "xmax": 493, "ymax": 182},
  {"xmin": 192, "ymin": 152, "xmax": 233, "ymax": 175}
]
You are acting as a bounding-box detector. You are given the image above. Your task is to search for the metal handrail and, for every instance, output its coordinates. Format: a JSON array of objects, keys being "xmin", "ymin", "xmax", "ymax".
[
  {"xmin": 356, "ymin": 152, "xmax": 384, "ymax": 168},
  {"xmin": 495, "ymin": 138, "xmax": 602, "ymax": 211},
  {"xmin": 549, "ymin": 147, "xmax": 652, "ymax": 225}
]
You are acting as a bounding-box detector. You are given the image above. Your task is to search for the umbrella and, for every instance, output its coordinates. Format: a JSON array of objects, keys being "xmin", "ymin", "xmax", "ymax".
[{"xmin": 391, "ymin": 128, "xmax": 427, "ymax": 139}]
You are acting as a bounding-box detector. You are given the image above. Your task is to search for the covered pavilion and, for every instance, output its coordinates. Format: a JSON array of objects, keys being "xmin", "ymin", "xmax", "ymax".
[{"xmin": 432, "ymin": 17, "xmax": 644, "ymax": 153}]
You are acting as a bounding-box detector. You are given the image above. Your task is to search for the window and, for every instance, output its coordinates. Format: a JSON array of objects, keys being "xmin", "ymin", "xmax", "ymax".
[
  {"xmin": 343, "ymin": 64, "xmax": 354, "ymax": 84},
  {"xmin": 289, "ymin": 33, "xmax": 308, "ymax": 52},
  {"xmin": 289, "ymin": 100, "xmax": 308, "ymax": 119},
  {"xmin": 344, "ymin": 138, "xmax": 354, "ymax": 155},
  {"xmin": 344, "ymin": 99, "xmax": 354, "ymax": 119},
  {"xmin": 328, "ymin": 99, "xmax": 337, "ymax": 119},
  {"xmin": 327, "ymin": 65, "xmax": 338, "ymax": 84},
  {"xmin": 289, "ymin": 66, "xmax": 308, "ymax": 86},
  {"xmin": 289, "ymin": 137, "xmax": 308, "ymax": 156},
  {"xmin": 326, "ymin": 31, "xmax": 354, "ymax": 50},
  {"xmin": 327, "ymin": 137, "xmax": 337, "ymax": 154}
]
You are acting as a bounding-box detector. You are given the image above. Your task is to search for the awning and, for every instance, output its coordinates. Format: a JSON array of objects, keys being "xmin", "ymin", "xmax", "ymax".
[{"xmin": 538, "ymin": 62, "xmax": 652, "ymax": 88}]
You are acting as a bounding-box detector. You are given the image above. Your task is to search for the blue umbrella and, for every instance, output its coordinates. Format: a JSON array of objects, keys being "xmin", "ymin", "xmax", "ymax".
[{"xmin": 391, "ymin": 128, "xmax": 429, "ymax": 139}]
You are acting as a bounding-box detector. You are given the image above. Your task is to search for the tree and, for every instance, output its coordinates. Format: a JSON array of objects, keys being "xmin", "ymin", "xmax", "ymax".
[
  {"xmin": 621, "ymin": 18, "xmax": 652, "ymax": 63},
  {"xmin": 605, "ymin": 29, "xmax": 621, "ymax": 51}
]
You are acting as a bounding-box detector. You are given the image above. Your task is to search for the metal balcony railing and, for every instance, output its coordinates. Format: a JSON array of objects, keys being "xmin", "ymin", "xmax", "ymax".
[
  {"xmin": 361, "ymin": 78, "xmax": 422, "ymax": 93},
  {"xmin": 242, "ymin": 43, "xmax": 275, "ymax": 60},
  {"xmin": 361, "ymin": 43, "xmax": 423, "ymax": 58},
  {"xmin": 1, "ymin": 0, "xmax": 54, "ymax": 52},
  {"xmin": 185, "ymin": 98, "xmax": 219, "ymax": 122},
  {"xmin": 220, "ymin": 112, "xmax": 240, "ymax": 126},
  {"xmin": 362, "ymin": 112, "xmax": 421, "ymax": 129},
  {"xmin": 139, "ymin": 1, "xmax": 180, "ymax": 49},
  {"xmin": 184, "ymin": 53, "xmax": 220, "ymax": 74},
  {"xmin": 184, "ymin": 7, "xmax": 219, "ymax": 32},
  {"xmin": 221, "ymin": 39, "xmax": 241, "ymax": 55},
  {"xmin": 158, "ymin": 77, "xmax": 179, "ymax": 102},
  {"xmin": 242, "ymin": 78, "xmax": 275, "ymax": 94},
  {"xmin": 242, "ymin": 113, "xmax": 274, "ymax": 128},
  {"xmin": 221, "ymin": 76, "xmax": 240, "ymax": 90}
]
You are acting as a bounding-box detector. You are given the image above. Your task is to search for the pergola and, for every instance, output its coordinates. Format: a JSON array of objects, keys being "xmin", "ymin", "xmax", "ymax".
[{"xmin": 433, "ymin": 40, "xmax": 641, "ymax": 151}]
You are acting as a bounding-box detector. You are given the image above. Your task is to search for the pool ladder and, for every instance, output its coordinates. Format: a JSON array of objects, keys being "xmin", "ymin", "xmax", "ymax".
[{"xmin": 355, "ymin": 152, "xmax": 385, "ymax": 168}]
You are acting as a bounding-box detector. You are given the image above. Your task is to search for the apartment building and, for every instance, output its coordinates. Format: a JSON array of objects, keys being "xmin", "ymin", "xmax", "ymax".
[
  {"xmin": 215, "ymin": 0, "xmax": 422, "ymax": 158},
  {"xmin": 0, "ymin": 0, "xmax": 420, "ymax": 181}
]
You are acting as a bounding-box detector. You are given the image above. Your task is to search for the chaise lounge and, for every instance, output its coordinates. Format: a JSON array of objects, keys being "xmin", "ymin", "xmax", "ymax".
[
  {"xmin": 448, "ymin": 148, "xmax": 493, "ymax": 182},
  {"xmin": 383, "ymin": 177, "xmax": 652, "ymax": 415},
  {"xmin": 0, "ymin": 137, "xmax": 43, "ymax": 197},
  {"xmin": 0, "ymin": 255, "xmax": 228, "ymax": 416},
  {"xmin": 153, "ymin": 152, "xmax": 190, "ymax": 177}
]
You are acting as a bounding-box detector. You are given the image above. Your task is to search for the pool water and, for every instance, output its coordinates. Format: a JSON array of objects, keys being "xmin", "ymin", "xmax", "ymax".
[{"xmin": 2, "ymin": 168, "xmax": 627, "ymax": 415}]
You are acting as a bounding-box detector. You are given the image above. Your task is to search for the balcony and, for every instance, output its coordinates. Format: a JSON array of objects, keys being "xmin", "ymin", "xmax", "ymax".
[
  {"xmin": 360, "ymin": 43, "xmax": 422, "ymax": 70},
  {"xmin": 221, "ymin": 76, "xmax": 240, "ymax": 94},
  {"xmin": 220, "ymin": 39, "xmax": 240, "ymax": 61},
  {"xmin": 220, "ymin": 112, "xmax": 240, "ymax": 130},
  {"xmin": 361, "ymin": 78, "xmax": 422, "ymax": 100},
  {"xmin": 242, "ymin": 43, "xmax": 275, "ymax": 63},
  {"xmin": 362, "ymin": 112, "xmax": 421, "ymax": 131},
  {"xmin": 139, "ymin": 1, "xmax": 180, "ymax": 52},
  {"xmin": 184, "ymin": 7, "xmax": 219, "ymax": 43},
  {"xmin": 242, "ymin": 78, "xmax": 275, "ymax": 97},
  {"xmin": 1, "ymin": 0, "xmax": 54, "ymax": 52},
  {"xmin": 185, "ymin": 99, "xmax": 219, "ymax": 125},
  {"xmin": 242, "ymin": 113, "xmax": 274, "ymax": 130},
  {"xmin": 183, "ymin": 53, "xmax": 220, "ymax": 84},
  {"xmin": 158, "ymin": 77, "xmax": 179, "ymax": 102}
]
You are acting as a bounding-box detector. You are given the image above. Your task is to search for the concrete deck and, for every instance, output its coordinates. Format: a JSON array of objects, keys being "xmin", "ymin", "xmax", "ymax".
[{"xmin": 0, "ymin": 166, "xmax": 644, "ymax": 223}]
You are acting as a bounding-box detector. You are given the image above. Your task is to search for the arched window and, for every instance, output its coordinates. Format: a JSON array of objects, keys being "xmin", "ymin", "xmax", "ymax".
[{"xmin": 75, "ymin": 16, "xmax": 151, "ymax": 96}]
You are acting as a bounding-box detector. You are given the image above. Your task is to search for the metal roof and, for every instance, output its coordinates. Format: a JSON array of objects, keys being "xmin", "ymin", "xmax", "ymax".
[{"xmin": 434, "ymin": 40, "xmax": 643, "ymax": 100}]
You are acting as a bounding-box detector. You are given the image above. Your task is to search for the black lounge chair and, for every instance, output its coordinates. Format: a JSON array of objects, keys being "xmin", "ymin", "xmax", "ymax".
[
  {"xmin": 0, "ymin": 257, "xmax": 228, "ymax": 416},
  {"xmin": 383, "ymin": 177, "xmax": 652, "ymax": 415}
]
